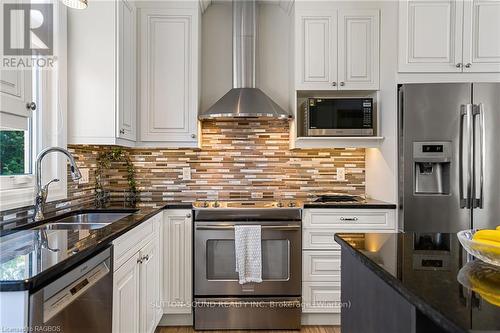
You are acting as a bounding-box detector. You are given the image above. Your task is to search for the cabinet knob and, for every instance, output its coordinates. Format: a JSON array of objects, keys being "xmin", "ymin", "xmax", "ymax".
[
  {"xmin": 119, "ymin": 129, "xmax": 125, "ymax": 134},
  {"xmin": 465, "ymin": 63, "xmax": 472, "ymax": 68},
  {"xmin": 456, "ymin": 63, "xmax": 463, "ymax": 68},
  {"xmin": 186, "ymin": 213, "xmax": 192, "ymax": 218},
  {"xmin": 26, "ymin": 102, "xmax": 37, "ymax": 111},
  {"xmin": 340, "ymin": 82, "xmax": 345, "ymax": 86},
  {"xmin": 332, "ymin": 82, "xmax": 337, "ymax": 86},
  {"xmin": 191, "ymin": 134, "xmax": 196, "ymax": 139}
]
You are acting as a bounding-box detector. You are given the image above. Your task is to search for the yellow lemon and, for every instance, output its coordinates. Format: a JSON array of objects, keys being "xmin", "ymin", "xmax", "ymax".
[{"xmin": 473, "ymin": 230, "xmax": 500, "ymax": 243}]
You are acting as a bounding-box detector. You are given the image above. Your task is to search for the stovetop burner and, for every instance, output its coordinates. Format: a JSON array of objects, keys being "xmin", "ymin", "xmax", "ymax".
[{"xmin": 313, "ymin": 194, "xmax": 365, "ymax": 203}]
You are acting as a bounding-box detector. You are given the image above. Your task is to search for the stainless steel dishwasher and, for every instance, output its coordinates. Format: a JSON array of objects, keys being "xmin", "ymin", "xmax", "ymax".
[{"xmin": 29, "ymin": 246, "xmax": 113, "ymax": 333}]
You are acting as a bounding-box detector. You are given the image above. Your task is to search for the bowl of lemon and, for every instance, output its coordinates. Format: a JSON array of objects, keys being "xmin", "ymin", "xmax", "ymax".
[
  {"xmin": 457, "ymin": 227, "xmax": 500, "ymax": 267},
  {"xmin": 457, "ymin": 260, "xmax": 500, "ymax": 307}
]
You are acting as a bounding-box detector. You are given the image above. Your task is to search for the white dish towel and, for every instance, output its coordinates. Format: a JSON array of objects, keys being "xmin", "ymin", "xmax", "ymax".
[{"xmin": 234, "ymin": 225, "xmax": 262, "ymax": 284}]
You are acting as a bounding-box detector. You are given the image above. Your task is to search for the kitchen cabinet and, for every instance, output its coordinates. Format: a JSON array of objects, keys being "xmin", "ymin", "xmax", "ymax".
[
  {"xmin": 113, "ymin": 252, "xmax": 140, "ymax": 333},
  {"xmin": 295, "ymin": 10, "xmax": 338, "ymax": 90},
  {"xmin": 462, "ymin": 0, "xmax": 500, "ymax": 72},
  {"xmin": 399, "ymin": 0, "xmax": 500, "ymax": 73},
  {"xmin": 68, "ymin": 0, "xmax": 137, "ymax": 145},
  {"xmin": 140, "ymin": 239, "xmax": 160, "ymax": 333},
  {"xmin": 112, "ymin": 213, "xmax": 162, "ymax": 333},
  {"xmin": 162, "ymin": 210, "xmax": 192, "ymax": 314},
  {"xmin": 295, "ymin": 8, "xmax": 380, "ymax": 90},
  {"xmin": 301, "ymin": 208, "xmax": 396, "ymax": 324},
  {"xmin": 137, "ymin": 4, "xmax": 200, "ymax": 146}
]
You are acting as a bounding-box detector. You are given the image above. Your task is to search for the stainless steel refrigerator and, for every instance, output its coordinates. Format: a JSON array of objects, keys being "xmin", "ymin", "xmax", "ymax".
[{"xmin": 399, "ymin": 83, "xmax": 500, "ymax": 232}]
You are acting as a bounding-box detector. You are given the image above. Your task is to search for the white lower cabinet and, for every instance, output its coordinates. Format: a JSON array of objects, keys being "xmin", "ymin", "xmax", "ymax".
[
  {"xmin": 302, "ymin": 208, "xmax": 396, "ymax": 322},
  {"xmin": 113, "ymin": 213, "xmax": 162, "ymax": 333},
  {"xmin": 162, "ymin": 210, "xmax": 193, "ymax": 315},
  {"xmin": 113, "ymin": 252, "xmax": 141, "ymax": 333}
]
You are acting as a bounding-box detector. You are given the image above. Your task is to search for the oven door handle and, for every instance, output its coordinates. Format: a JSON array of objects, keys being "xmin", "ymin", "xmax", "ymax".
[{"xmin": 195, "ymin": 225, "xmax": 300, "ymax": 231}]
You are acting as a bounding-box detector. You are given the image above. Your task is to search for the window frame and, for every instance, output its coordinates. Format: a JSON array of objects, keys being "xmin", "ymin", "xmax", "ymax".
[{"xmin": 0, "ymin": 2, "xmax": 68, "ymax": 211}]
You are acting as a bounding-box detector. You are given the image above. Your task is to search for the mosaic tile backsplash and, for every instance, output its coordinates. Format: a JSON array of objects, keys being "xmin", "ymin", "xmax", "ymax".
[{"xmin": 0, "ymin": 120, "xmax": 365, "ymax": 223}]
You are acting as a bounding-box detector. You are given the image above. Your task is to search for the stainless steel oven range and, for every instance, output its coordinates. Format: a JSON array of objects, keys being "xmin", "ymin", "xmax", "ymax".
[{"xmin": 193, "ymin": 201, "xmax": 302, "ymax": 330}]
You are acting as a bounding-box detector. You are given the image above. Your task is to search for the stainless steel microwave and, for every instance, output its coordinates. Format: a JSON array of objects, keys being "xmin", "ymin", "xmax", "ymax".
[{"xmin": 299, "ymin": 98, "xmax": 375, "ymax": 136}]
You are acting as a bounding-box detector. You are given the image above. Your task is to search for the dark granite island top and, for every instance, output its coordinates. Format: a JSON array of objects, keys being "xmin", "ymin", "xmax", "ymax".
[{"xmin": 335, "ymin": 232, "xmax": 500, "ymax": 333}]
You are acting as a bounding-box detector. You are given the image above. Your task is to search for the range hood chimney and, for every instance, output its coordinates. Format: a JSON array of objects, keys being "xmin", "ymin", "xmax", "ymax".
[{"xmin": 199, "ymin": 0, "xmax": 292, "ymax": 120}]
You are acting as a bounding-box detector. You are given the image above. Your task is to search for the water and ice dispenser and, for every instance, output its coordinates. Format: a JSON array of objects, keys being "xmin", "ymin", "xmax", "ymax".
[{"xmin": 413, "ymin": 142, "xmax": 451, "ymax": 195}]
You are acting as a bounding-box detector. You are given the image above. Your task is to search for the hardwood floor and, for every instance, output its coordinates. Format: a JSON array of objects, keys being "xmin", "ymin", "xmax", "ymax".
[{"xmin": 155, "ymin": 326, "xmax": 341, "ymax": 333}]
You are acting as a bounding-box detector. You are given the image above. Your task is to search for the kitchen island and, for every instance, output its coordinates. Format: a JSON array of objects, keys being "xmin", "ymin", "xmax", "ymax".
[{"xmin": 335, "ymin": 232, "xmax": 500, "ymax": 333}]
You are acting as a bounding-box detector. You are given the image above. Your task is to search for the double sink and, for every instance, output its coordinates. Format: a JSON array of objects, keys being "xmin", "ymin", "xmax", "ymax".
[{"xmin": 35, "ymin": 210, "xmax": 137, "ymax": 231}]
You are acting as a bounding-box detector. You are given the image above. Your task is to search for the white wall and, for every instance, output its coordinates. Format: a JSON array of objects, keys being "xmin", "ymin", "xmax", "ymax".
[
  {"xmin": 365, "ymin": 1, "xmax": 399, "ymax": 203},
  {"xmin": 201, "ymin": 2, "xmax": 291, "ymax": 112}
]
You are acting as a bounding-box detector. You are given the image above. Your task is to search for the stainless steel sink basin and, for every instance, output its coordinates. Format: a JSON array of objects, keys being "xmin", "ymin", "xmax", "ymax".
[{"xmin": 36, "ymin": 212, "xmax": 134, "ymax": 230}]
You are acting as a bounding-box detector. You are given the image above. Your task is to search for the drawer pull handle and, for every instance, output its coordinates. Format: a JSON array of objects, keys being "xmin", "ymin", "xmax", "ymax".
[{"xmin": 340, "ymin": 217, "xmax": 358, "ymax": 221}]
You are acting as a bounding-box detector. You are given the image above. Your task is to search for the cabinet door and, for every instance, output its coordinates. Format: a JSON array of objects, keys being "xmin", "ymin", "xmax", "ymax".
[
  {"xmin": 163, "ymin": 210, "xmax": 192, "ymax": 314},
  {"xmin": 113, "ymin": 252, "xmax": 140, "ymax": 333},
  {"xmin": 398, "ymin": 0, "xmax": 463, "ymax": 72},
  {"xmin": 462, "ymin": 0, "xmax": 500, "ymax": 72},
  {"xmin": 139, "ymin": 8, "xmax": 199, "ymax": 142},
  {"xmin": 117, "ymin": 0, "xmax": 137, "ymax": 141},
  {"xmin": 338, "ymin": 9, "xmax": 380, "ymax": 90},
  {"xmin": 0, "ymin": 0, "xmax": 33, "ymax": 120},
  {"xmin": 295, "ymin": 10, "xmax": 338, "ymax": 90},
  {"xmin": 139, "ymin": 240, "xmax": 159, "ymax": 333}
]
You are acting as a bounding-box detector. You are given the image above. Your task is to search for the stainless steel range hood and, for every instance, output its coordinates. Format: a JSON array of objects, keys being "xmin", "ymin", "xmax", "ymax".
[{"xmin": 199, "ymin": 0, "xmax": 292, "ymax": 120}]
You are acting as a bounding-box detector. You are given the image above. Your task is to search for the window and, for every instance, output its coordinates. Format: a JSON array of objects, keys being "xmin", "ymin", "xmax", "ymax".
[
  {"xmin": 0, "ymin": 128, "xmax": 31, "ymax": 176},
  {"xmin": 0, "ymin": 1, "xmax": 67, "ymax": 210}
]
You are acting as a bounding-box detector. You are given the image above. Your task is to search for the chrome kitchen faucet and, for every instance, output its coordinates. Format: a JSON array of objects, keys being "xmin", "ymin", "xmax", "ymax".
[{"xmin": 34, "ymin": 147, "xmax": 82, "ymax": 221}]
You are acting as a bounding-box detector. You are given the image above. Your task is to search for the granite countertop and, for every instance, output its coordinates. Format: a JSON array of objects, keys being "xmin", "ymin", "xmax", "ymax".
[
  {"xmin": 0, "ymin": 202, "xmax": 192, "ymax": 292},
  {"xmin": 303, "ymin": 198, "xmax": 397, "ymax": 209},
  {"xmin": 335, "ymin": 232, "xmax": 500, "ymax": 333}
]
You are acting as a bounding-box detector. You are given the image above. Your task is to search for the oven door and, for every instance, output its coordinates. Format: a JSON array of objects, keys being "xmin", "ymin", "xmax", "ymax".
[{"xmin": 194, "ymin": 221, "xmax": 301, "ymax": 296}]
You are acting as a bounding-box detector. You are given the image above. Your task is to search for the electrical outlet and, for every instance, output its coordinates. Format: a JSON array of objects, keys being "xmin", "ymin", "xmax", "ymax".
[
  {"xmin": 336, "ymin": 167, "xmax": 346, "ymax": 181},
  {"xmin": 182, "ymin": 167, "xmax": 191, "ymax": 181},
  {"xmin": 251, "ymin": 192, "xmax": 263, "ymax": 199},
  {"xmin": 79, "ymin": 168, "xmax": 90, "ymax": 184}
]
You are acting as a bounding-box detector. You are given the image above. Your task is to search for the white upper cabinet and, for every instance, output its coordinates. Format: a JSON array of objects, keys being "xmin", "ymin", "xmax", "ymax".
[
  {"xmin": 338, "ymin": 9, "xmax": 380, "ymax": 90},
  {"xmin": 138, "ymin": 5, "xmax": 200, "ymax": 145},
  {"xmin": 295, "ymin": 7, "xmax": 380, "ymax": 90},
  {"xmin": 462, "ymin": 0, "xmax": 500, "ymax": 72},
  {"xmin": 117, "ymin": 0, "xmax": 137, "ymax": 141},
  {"xmin": 399, "ymin": 0, "xmax": 500, "ymax": 72},
  {"xmin": 295, "ymin": 10, "xmax": 338, "ymax": 90},
  {"xmin": 68, "ymin": 0, "xmax": 137, "ymax": 145},
  {"xmin": 398, "ymin": 0, "xmax": 463, "ymax": 72}
]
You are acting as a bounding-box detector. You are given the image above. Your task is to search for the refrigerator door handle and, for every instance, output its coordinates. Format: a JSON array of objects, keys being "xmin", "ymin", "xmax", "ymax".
[
  {"xmin": 472, "ymin": 104, "xmax": 485, "ymax": 209},
  {"xmin": 459, "ymin": 104, "xmax": 473, "ymax": 209}
]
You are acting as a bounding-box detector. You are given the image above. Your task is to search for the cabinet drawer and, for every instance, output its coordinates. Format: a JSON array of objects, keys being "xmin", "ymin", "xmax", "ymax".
[
  {"xmin": 113, "ymin": 216, "xmax": 157, "ymax": 271},
  {"xmin": 303, "ymin": 229, "xmax": 341, "ymax": 250},
  {"xmin": 302, "ymin": 282, "xmax": 341, "ymax": 313},
  {"xmin": 303, "ymin": 251, "xmax": 341, "ymax": 282},
  {"xmin": 303, "ymin": 209, "xmax": 396, "ymax": 230}
]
